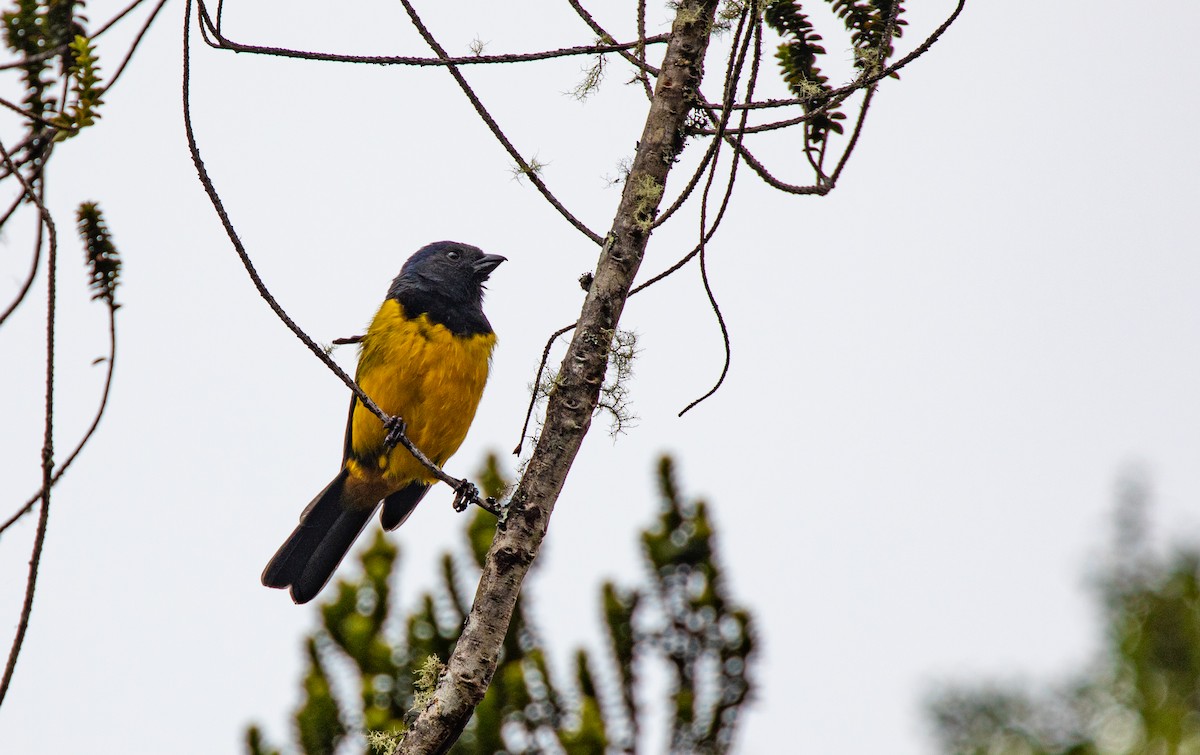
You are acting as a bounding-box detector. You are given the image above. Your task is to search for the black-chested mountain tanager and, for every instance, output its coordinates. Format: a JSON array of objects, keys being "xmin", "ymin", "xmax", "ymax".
[{"xmin": 262, "ymin": 241, "xmax": 505, "ymax": 604}]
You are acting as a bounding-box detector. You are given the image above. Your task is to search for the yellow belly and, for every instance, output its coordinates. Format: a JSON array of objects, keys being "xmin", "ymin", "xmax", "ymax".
[{"xmin": 346, "ymin": 299, "xmax": 496, "ymax": 487}]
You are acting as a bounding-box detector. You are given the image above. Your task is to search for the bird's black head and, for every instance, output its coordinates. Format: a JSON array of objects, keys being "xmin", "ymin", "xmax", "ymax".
[{"xmin": 387, "ymin": 241, "xmax": 505, "ymax": 336}]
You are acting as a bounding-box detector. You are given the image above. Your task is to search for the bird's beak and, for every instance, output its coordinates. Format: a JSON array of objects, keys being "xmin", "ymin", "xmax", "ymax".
[{"xmin": 473, "ymin": 253, "xmax": 507, "ymax": 280}]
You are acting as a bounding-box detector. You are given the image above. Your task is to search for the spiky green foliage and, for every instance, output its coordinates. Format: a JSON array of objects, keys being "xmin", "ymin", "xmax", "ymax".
[
  {"xmin": 763, "ymin": 1, "xmax": 845, "ymax": 145},
  {"xmin": 76, "ymin": 202, "xmax": 120, "ymax": 308},
  {"xmin": 2, "ymin": 0, "xmax": 84, "ymax": 160},
  {"xmin": 927, "ymin": 478, "xmax": 1200, "ymax": 755},
  {"xmin": 249, "ymin": 454, "xmax": 757, "ymax": 754},
  {"xmin": 296, "ymin": 637, "xmax": 346, "ymax": 755},
  {"xmin": 644, "ymin": 456, "xmax": 755, "ymax": 753},
  {"xmin": 244, "ymin": 726, "xmax": 282, "ymax": 755},
  {"xmin": 52, "ymin": 34, "xmax": 103, "ymax": 139}
]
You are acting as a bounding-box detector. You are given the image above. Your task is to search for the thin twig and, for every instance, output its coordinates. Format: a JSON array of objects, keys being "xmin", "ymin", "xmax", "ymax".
[
  {"xmin": 0, "ymin": 306, "xmax": 117, "ymax": 539},
  {"xmin": 512, "ymin": 322, "xmax": 577, "ymax": 456},
  {"xmin": 674, "ymin": 3, "xmax": 756, "ymax": 415},
  {"xmin": 567, "ymin": 0, "xmax": 660, "ymax": 78},
  {"xmin": 92, "ymin": 0, "xmax": 153, "ymax": 37},
  {"xmin": 103, "ymin": 0, "xmax": 170, "ymax": 91},
  {"xmin": 396, "ymin": 0, "xmax": 603, "ymax": 245},
  {"xmin": 635, "ymin": 0, "xmax": 653, "ymax": 98},
  {"xmin": 0, "ymin": 167, "xmax": 47, "ymax": 327},
  {"xmin": 0, "ymin": 94, "xmax": 62, "ymax": 131},
  {"xmin": 193, "ymin": 0, "xmax": 666, "ymax": 68},
  {"xmin": 650, "ymin": 139, "xmax": 720, "ymax": 229}
]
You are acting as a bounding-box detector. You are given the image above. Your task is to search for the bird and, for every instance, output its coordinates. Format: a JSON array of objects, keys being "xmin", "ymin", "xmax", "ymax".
[{"xmin": 262, "ymin": 241, "xmax": 505, "ymax": 604}]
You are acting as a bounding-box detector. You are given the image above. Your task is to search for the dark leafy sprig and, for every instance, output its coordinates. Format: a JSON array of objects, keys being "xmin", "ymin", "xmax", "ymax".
[
  {"xmin": 76, "ymin": 202, "xmax": 120, "ymax": 307},
  {"xmin": 764, "ymin": 0, "xmax": 845, "ymax": 144},
  {"xmin": 829, "ymin": 0, "xmax": 907, "ymax": 73}
]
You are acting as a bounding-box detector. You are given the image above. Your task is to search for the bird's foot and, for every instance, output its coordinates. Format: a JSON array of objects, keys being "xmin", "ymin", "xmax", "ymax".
[
  {"xmin": 383, "ymin": 415, "xmax": 407, "ymax": 447},
  {"xmin": 451, "ymin": 480, "xmax": 480, "ymax": 513},
  {"xmin": 450, "ymin": 480, "xmax": 505, "ymax": 519}
]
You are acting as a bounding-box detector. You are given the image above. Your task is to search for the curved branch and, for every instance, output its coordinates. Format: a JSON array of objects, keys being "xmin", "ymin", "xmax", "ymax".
[
  {"xmin": 0, "ymin": 182, "xmax": 44, "ymax": 328},
  {"xmin": 103, "ymin": 0, "xmax": 170, "ymax": 92},
  {"xmin": 396, "ymin": 0, "xmax": 603, "ymax": 245},
  {"xmin": 567, "ymin": 0, "xmax": 660, "ymax": 78},
  {"xmin": 0, "ymin": 306, "xmax": 117, "ymax": 539},
  {"xmin": 193, "ymin": 0, "xmax": 669, "ymax": 68},
  {"xmin": 697, "ymin": 0, "xmax": 966, "ymax": 192},
  {"xmin": 180, "ymin": 0, "xmax": 479, "ymax": 503}
]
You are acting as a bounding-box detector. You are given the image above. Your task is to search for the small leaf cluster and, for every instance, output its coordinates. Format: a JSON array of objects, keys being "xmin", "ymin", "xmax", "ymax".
[
  {"xmin": 764, "ymin": 1, "xmax": 907, "ymax": 150},
  {"xmin": 1, "ymin": 0, "xmax": 89, "ymax": 156},
  {"xmin": 75, "ymin": 202, "xmax": 121, "ymax": 308},
  {"xmin": 52, "ymin": 33, "xmax": 104, "ymax": 139},
  {"xmin": 764, "ymin": 1, "xmax": 844, "ymax": 145}
]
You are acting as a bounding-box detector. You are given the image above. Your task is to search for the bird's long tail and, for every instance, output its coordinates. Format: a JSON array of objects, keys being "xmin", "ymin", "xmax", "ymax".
[{"xmin": 261, "ymin": 469, "xmax": 374, "ymax": 604}]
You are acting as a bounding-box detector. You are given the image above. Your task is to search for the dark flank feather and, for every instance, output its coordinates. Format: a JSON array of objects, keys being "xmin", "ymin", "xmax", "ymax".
[{"xmin": 261, "ymin": 469, "xmax": 375, "ymax": 604}]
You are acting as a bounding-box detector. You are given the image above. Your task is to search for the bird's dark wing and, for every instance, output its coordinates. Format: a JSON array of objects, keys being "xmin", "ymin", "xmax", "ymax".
[{"xmin": 380, "ymin": 481, "xmax": 430, "ymax": 530}]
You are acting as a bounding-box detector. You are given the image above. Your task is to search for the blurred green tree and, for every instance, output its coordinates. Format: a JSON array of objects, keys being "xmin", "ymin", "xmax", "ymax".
[
  {"xmin": 247, "ymin": 454, "xmax": 755, "ymax": 754},
  {"xmin": 927, "ymin": 473, "xmax": 1200, "ymax": 755}
]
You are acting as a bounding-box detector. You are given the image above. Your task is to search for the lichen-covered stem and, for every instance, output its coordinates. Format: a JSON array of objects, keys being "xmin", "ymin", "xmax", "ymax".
[{"xmin": 394, "ymin": 2, "xmax": 722, "ymax": 752}]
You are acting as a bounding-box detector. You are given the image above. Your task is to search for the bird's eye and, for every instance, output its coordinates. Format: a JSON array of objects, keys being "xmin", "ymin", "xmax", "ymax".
[{"xmin": 446, "ymin": 250, "xmax": 461, "ymax": 262}]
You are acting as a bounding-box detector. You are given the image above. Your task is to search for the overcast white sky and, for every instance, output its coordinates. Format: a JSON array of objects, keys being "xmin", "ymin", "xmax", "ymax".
[{"xmin": 2, "ymin": 1, "xmax": 1198, "ymax": 753}]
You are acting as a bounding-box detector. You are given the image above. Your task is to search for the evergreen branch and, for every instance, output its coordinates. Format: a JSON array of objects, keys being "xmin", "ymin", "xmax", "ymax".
[
  {"xmin": 76, "ymin": 203, "xmax": 121, "ymax": 305},
  {"xmin": 764, "ymin": 0, "xmax": 845, "ymax": 146},
  {"xmin": 52, "ymin": 35, "xmax": 104, "ymax": 140}
]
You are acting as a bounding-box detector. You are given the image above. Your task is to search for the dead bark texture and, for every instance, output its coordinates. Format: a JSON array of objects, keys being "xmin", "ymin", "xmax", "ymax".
[{"xmin": 395, "ymin": 2, "xmax": 722, "ymax": 752}]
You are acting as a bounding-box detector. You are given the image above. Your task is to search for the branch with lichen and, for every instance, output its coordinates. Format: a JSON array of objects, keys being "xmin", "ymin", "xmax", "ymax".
[{"xmin": 393, "ymin": 2, "xmax": 724, "ymax": 751}]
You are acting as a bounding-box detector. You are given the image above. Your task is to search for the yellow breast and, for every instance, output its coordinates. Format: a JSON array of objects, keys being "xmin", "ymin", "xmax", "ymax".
[{"xmin": 347, "ymin": 299, "xmax": 496, "ymax": 486}]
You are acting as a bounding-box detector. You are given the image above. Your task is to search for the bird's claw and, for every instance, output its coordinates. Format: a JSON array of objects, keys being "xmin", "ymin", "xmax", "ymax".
[
  {"xmin": 452, "ymin": 480, "xmax": 480, "ymax": 513},
  {"xmin": 383, "ymin": 415, "xmax": 407, "ymax": 447},
  {"xmin": 450, "ymin": 481, "xmax": 506, "ymax": 520}
]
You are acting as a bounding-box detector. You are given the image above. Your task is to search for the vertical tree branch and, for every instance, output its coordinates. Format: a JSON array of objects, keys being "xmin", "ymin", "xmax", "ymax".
[
  {"xmin": 394, "ymin": 1, "xmax": 721, "ymax": 752},
  {"xmin": 0, "ymin": 141, "xmax": 56, "ymax": 707}
]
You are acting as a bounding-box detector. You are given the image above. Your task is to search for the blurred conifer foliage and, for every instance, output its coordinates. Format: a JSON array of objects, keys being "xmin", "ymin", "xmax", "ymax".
[
  {"xmin": 247, "ymin": 455, "xmax": 756, "ymax": 754},
  {"xmin": 928, "ymin": 474, "xmax": 1200, "ymax": 755}
]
